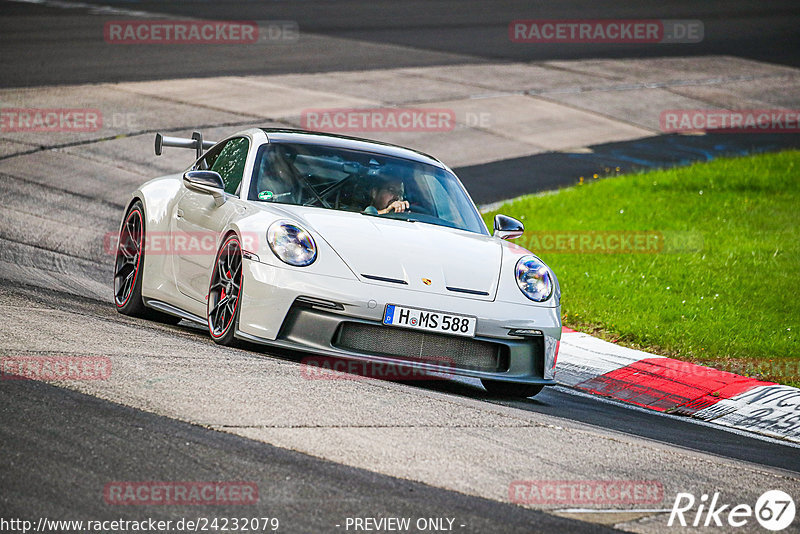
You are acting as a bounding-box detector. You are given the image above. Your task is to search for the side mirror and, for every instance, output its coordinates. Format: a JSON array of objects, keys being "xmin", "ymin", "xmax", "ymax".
[
  {"xmin": 183, "ymin": 170, "xmax": 226, "ymax": 207},
  {"xmin": 493, "ymin": 214, "xmax": 524, "ymax": 240}
]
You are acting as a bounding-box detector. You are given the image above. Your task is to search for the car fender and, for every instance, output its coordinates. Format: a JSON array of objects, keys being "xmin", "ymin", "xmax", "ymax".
[
  {"xmin": 127, "ymin": 174, "xmax": 185, "ymax": 307},
  {"xmin": 224, "ymin": 209, "xmax": 359, "ymax": 341}
]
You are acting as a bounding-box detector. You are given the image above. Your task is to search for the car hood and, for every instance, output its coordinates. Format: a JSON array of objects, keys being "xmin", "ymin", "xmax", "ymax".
[{"xmin": 276, "ymin": 206, "xmax": 502, "ymax": 300}]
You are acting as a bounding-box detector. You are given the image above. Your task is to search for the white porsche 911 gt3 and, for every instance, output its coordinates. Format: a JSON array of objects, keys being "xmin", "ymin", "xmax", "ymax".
[{"xmin": 114, "ymin": 128, "xmax": 561, "ymax": 397}]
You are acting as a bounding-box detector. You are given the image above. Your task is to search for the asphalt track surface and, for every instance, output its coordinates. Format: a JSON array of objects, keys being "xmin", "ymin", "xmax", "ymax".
[
  {"xmin": 1, "ymin": 0, "xmax": 799, "ymax": 87},
  {"xmin": 0, "ymin": 378, "xmax": 616, "ymax": 534},
  {"xmin": 1, "ymin": 281, "xmax": 798, "ymax": 532},
  {"xmin": 2, "ymin": 1, "xmax": 800, "ymax": 533}
]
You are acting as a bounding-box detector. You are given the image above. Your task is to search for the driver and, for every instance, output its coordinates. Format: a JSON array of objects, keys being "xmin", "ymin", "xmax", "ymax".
[{"xmin": 363, "ymin": 176, "xmax": 409, "ymax": 215}]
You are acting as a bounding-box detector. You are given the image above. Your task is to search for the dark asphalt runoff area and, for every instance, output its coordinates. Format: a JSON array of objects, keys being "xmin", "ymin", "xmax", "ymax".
[
  {"xmin": 1, "ymin": 0, "xmax": 799, "ymax": 87},
  {"xmin": 414, "ymin": 377, "xmax": 800, "ymax": 474},
  {"xmin": 456, "ymin": 132, "xmax": 800, "ymax": 204},
  {"xmin": 0, "ymin": 377, "xmax": 619, "ymax": 534}
]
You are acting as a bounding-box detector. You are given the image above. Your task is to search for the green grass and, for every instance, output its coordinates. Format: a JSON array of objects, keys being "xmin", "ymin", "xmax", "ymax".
[{"xmin": 484, "ymin": 150, "xmax": 800, "ymax": 386}]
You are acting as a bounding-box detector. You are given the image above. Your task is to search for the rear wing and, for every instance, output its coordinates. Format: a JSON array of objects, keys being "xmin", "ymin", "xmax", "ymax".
[{"xmin": 155, "ymin": 131, "xmax": 216, "ymax": 159}]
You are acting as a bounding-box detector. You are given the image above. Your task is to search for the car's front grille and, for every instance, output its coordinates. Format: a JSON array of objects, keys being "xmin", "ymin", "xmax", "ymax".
[{"xmin": 333, "ymin": 322, "xmax": 507, "ymax": 372}]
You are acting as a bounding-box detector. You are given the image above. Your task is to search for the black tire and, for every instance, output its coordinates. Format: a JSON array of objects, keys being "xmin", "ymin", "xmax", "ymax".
[
  {"xmin": 114, "ymin": 201, "xmax": 147, "ymax": 316},
  {"xmin": 113, "ymin": 201, "xmax": 181, "ymax": 325},
  {"xmin": 207, "ymin": 234, "xmax": 243, "ymax": 346},
  {"xmin": 481, "ymin": 379, "xmax": 545, "ymax": 398}
]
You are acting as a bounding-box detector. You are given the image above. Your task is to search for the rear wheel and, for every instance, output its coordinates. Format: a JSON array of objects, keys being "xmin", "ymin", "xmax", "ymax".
[
  {"xmin": 481, "ymin": 379, "xmax": 544, "ymax": 399},
  {"xmin": 207, "ymin": 235, "xmax": 243, "ymax": 346},
  {"xmin": 114, "ymin": 201, "xmax": 181, "ymax": 324},
  {"xmin": 114, "ymin": 202, "xmax": 146, "ymax": 316}
]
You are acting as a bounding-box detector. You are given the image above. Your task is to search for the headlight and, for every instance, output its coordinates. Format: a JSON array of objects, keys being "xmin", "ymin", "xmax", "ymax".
[
  {"xmin": 515, "ymin": 255, "xmax": 554, "ymax": 302},
  {"xmin": 267, "ymin": 221, "xmax": 317, "ymax": 266}
]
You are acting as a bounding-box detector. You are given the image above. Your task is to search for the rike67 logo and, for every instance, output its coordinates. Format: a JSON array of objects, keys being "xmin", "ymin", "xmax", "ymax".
[{"xmin": 669, "ymin": 490, "xmax": 795, "ymax": 531}]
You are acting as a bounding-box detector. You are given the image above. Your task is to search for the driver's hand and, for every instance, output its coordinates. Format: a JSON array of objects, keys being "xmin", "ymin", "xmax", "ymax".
[{"xmin": 379, "ymin": 200, "xmax": 410, "ymax": 214}]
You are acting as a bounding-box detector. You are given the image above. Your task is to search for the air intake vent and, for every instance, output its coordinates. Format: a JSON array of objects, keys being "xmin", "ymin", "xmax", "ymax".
[
  {"xmin": 446, "ymin": 286, "xmax": 490, "ymax": 296},
  {"xmin": 334, "ymin": 322, "xmax": 507, "ymax": 372},
  {"xmin": 361, "ymin": 274, "xmax": 407, "ymax": 285}
]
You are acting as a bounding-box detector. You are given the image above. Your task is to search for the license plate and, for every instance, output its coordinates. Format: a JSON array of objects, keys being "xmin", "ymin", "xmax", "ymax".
[{"xmin": 383, "ymin": 304, "xmax": 476, "ymax": 337}]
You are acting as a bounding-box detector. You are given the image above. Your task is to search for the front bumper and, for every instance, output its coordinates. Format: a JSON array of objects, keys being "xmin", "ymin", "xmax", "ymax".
[{"xmin": 236, "ymin": 258, "xmax": 561, "ymax": 383}]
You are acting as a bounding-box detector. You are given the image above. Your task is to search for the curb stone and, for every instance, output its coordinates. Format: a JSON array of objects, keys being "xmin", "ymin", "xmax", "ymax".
[{"xmin": 557, "ymin": 327, "xmax": 800, "ymax": 444}]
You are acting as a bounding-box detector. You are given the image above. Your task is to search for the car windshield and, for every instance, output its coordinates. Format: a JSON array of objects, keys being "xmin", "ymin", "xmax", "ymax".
[{"xmin": 248, "ymin": 142, "xmax": 487, "ymax": 235}]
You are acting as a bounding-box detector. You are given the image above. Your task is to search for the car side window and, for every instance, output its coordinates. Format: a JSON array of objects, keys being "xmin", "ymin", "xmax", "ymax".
[
  {"xmin": 195, "ymin": 142, "xmax": 224, "ymax": 171},
  {"xmin": 194, "ymin": 138, "xmax": 250, "ymax": 194},
  {"xmin": 207, "ymin": 137, "xmax": 250, "ymax": 195}
]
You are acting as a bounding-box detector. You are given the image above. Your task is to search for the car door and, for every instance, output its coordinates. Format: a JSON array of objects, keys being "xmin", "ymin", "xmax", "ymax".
[{"xmin": 171, "ymin": 137, "xmax": 250, "ymax": 303}]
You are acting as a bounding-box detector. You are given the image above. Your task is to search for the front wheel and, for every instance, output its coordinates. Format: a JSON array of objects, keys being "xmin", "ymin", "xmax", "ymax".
[
  {"xmin": 481, "ymin": 379, "xmax": 544, "ymax": 399},
  {"xmin": 207, "ymin": 235, "xmax": 243, "ymax": 346}
]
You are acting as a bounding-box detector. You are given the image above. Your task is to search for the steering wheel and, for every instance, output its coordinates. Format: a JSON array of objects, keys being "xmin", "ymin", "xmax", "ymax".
[{"xmin": 406, "ymin": 202, "xmax": 433, "ymax": 215}]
